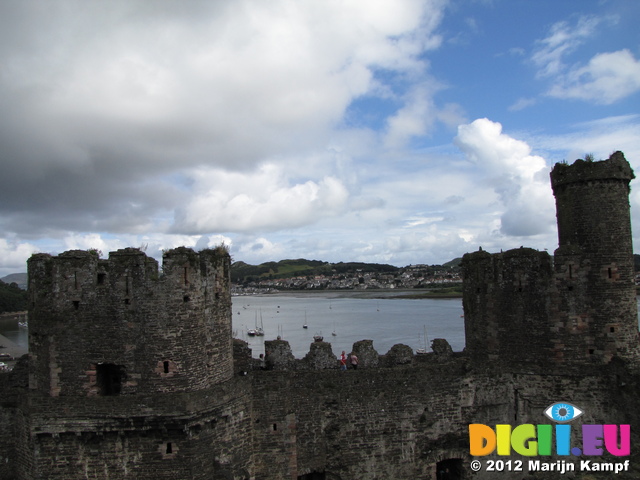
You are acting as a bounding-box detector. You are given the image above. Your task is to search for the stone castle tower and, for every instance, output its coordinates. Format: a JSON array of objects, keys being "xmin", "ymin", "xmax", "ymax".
[
  {"xmin": 19, "ymin": 246, "xmax": 253, "ymax": 479},
  {"xmin": 551, "ymin": 151, "xmax": 639, "ymax": 365},
  {"xmin": 462, "ymin": 151, "xmax": 639, "ymax": 372},
  {"xmin": 27, "ymin": 246, "xmax": 233, "ymax": 397}
]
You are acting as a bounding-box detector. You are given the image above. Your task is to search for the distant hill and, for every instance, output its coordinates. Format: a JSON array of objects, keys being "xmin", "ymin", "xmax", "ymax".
[
  {"xmin": 231, "ymin": 259, "xmax": 399, "ymax": 284},
  {"xmin": 442, "ymin": 257, "xmax": 462, "ymax": 268},
  {"xmin": 1, "ymin": 273, "xmax": 27, "ymax": 290}
]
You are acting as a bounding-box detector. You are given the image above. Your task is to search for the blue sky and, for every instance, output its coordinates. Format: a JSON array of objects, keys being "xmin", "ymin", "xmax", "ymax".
[{"xmin": 1, "ymin": 0, "xmax": 639, "ymax": 276}]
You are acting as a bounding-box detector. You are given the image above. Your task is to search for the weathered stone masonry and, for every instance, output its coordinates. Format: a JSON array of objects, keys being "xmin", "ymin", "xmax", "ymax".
[
  {"xmin": 1, "ymin": 151, "xmax": 640, "ymax": 479},
  {"xmin": 463, "ymin": 151, "xmax": 640, "ymax": 373}
]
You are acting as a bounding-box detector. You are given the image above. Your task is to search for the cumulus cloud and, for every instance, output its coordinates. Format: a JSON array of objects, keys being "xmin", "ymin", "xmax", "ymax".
[
  {"xmin": 0, "ymin": 0, "xmax": 445, "ymax": 238},
  {"xmin": 3, "ymin": 1, "xmax": 636, "ymax": 276},
  {"xmin": 454, "ymin": 118, "xmax": 555, "ymax": 237},
  {"xmin": 0, "ymin": 239, "xmax": 39, "ymax": 273},
  {"xmin": 172, "ymin": 164, "xmax": 351, "ymax": 233}
]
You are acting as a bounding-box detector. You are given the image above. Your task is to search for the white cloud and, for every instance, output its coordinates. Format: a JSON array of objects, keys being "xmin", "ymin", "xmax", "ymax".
[
  {"xmin": 547, "ymin": 49, "xmax": 640, "ymax": 104},
  {"xmin": 173, "ymin": 164, "xmax": 351, "ymax": 234},
  {"xmin": 509, "ymin": 97, "xmax": 536, "ymax": 111},
  {"xmin": 531, "ymin": 15, "xmax": 606, "ymax": 78},
  {"xmin": 62, "ymin": 234, "xmax": 121, "ymax": 255},
  {"xmin": 383, "ymin": 82, "xmax": 466, "ymax": 148},
  {"xmin": 0, "ymin": 239, "xmax": 39, "ymax": 275},
  {"xmin": 529, "ymin": 14, "xmax": 639, "ymax": 105},
  {"xmin": 0, "ymin": 0, "xmax": 447, "ymax": 227},
  {"xmin": 384, "ymin": 83, "xmax": 439, "ymax": 147},
  {"xmin": 532, "ymin": 115, "xmax": 640, "ymax": 167},
  {"xmin": 404, "ymin": 216, "xmax": 445, "ymax": 228},
  {"xmin": 454, "ymin": 118, "xmax": 555, "ymax": 237},
  {"xmin": 0, "ymin": 0, "xmax": 457, "ymax": 272},
  {"xmin": 233, "ymin": 237, "xmax": 286, "ymax": 264},
  {"xmin": 517, "ymin": 113, "xmax": 640, "ymax": 253},
  {"xmin": 3, "ymin": 2, "xmax": 636, "ymax": 274}
]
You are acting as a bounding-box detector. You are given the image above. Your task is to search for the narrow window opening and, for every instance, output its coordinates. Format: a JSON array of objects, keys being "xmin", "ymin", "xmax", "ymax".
[
  {"xmin": 183, "ymin": 295, "xmax": 190, "ymax": 302},
  {"xmin": 74, "ymin": 271, "xmax": 78, "ymax": 290},
  {"xmin": 588, "ymin": 349, "xmax": 595, "ymax": 355},
  {"xmin": 608, "ymin": 267, "xmax": 613, "ymax": 279},
  {"xmin": 436, "ymin": 458, "xmax": 463, "ymax": 479},
  {"xmin": 96, "ymin": 363, "xmax": 125, "ymax": 396},
  {"xmin": 273, "ymin": 423, "xmax": 277, "ymax": 431},
  {"xmin": 568, "ymin": 286, "xmax": 574, "ymax": 291},
  {"xmin": 163, "ymin": 361, "xmax": 170, "ymax": 374},
  {"xmin": 124, "ymin": 298, "xmax": 130, "ymax": 305},
  {"xmin": 184, "ymin": 267, "xmax": 189, "ymax": 285},
  {"xmin": 298, "ymin": 472, "xmax": 326, "ymax": 480},
  {"xmin": 72, "ymin": 300, "xmax": 80, "ymax": 310},
  {"xmin": 610, "ymin": 327, "xmax": 616, "ymax": 333},
  {"xmin": 97, "ymin": 272, "xmax": 106, "ymax": 285},
  {"xmin": 166, "ymin": 442, "xmax": 173, "ymax": 454},
  {"xmin": 125, "ymin": 275, "xmax": 130, "ymax": 295}
]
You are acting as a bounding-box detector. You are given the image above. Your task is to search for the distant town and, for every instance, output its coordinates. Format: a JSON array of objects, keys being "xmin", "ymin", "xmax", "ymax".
[{"xmin": 231, "ymin": 261, "xmax": 462, "ymax": 295}]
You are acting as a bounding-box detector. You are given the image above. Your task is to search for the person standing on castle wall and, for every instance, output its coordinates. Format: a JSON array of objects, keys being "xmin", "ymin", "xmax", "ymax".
[
  {"xmin": 339, "ymin": 351, "xmax": 347, "ymax": 371},
  {"xmin": 350, "ymin": 353, "xmax": 358, "ymax": 370},
  {"xmin": 259, "ymin": 353, "xmax": 266, "ymax": 370}
]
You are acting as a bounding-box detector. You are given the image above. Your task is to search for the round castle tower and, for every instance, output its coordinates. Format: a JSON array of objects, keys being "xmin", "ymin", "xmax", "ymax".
[
  {"xmin": 27, "ymin": 246, "xmax": 233, "ymax": 397},
  {"xmin": 550, "ymin": 151, "xmax": 640, "ymax": 365},
  {"xmin": 463, "ymin": 151, "xmax": 639, "ymax": 372}
]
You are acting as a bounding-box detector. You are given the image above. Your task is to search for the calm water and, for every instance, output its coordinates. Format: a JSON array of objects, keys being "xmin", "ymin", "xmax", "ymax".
[
  {"xmin": 0, "ymin": 316, "xmax": 28, "ymax": 347},
  {"xmin": 0, "ymin": 296, "xmax": 464, "ymax": 359},
  {"xmin": 4, "ymin": 297, "xmax": 640, "ymax": 360},
  {"xmin": 232, "ymin": 293, "xmax": 465, "ymax": 358}
]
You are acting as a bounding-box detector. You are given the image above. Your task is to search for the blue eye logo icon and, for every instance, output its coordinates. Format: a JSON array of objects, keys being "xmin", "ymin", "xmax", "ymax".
[{"xmin": 544, "ymin": 402, "xmax": 584, "ymax": 423}]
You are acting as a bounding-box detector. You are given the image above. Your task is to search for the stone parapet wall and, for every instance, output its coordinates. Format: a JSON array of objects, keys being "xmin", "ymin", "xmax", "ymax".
[
  {"xmin": 27, "ymin": 247, "xmax": 233, "ymax": 397},
  {"xmin": 462, "ymin": 247, "xmax": 555, "ymax": 371},
  {"xmin": 10, "ymin": 377, "xmax": 253, "ymax": 480},
  {"xmin": 248, "ymin": 360, "xmax": 635, "ymax": 480}
]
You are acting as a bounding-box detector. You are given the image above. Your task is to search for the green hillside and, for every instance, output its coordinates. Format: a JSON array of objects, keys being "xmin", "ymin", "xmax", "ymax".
[
  {"xmin": 0, "ymin": 280, "xmax": 28, "ymax": 314},
  {"xmin": 231, "ymin": 259, "xmax": 398, "ymax": 284}
]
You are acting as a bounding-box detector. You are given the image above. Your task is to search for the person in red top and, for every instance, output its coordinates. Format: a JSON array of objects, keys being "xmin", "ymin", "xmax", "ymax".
[{"xmin": 339, "ymin": 351, "xmax": 347, "ymax": 371}]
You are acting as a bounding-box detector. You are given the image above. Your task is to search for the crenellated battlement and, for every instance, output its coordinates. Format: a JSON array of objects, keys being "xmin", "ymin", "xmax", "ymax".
[
  {"xmin": 27, "ymin": 246, "xmax": 233, "ymax": 397},
  {"xmin": 550, "ymin": 151, "xmax": 634, "ymax": 190},
  {"xmin": 238, "ymin": 337, "xmax": 456, "ymax": 373}
]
